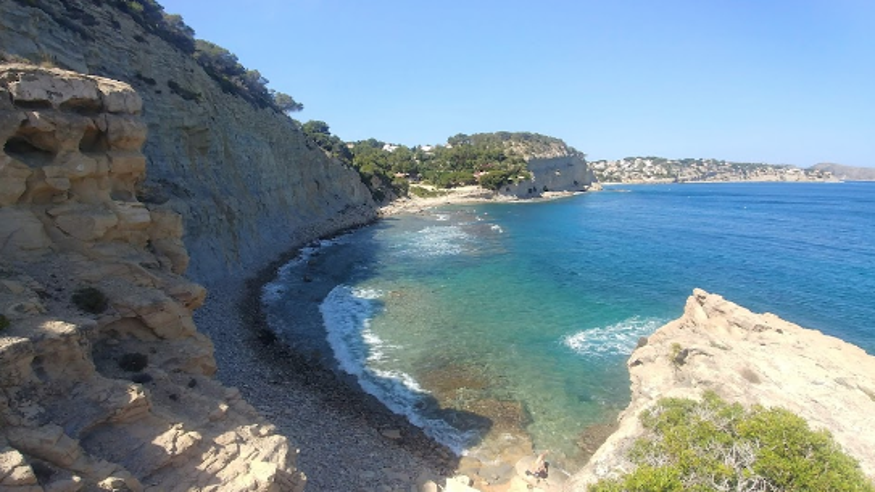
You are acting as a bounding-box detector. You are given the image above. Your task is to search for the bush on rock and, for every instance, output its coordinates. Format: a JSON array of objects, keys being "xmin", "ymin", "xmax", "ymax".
[
  {"xmin": 590, "ymin": 391, "xmax": 873, "ymax": 492},
  {"xmin": 71, "ymin": 287, "xmax": 108, "ymax": 314}
]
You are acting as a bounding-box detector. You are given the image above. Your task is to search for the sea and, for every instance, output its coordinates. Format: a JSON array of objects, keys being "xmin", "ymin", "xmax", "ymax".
[{"xmin": 262, "ymin": 181, "xmax": 875, "ymax": 469}]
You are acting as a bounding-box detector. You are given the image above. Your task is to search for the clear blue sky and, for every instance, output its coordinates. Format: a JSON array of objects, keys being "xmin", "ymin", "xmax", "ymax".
[{"xmin": 160, "ymin": 0, "xmax": 874, "ymax": 167}]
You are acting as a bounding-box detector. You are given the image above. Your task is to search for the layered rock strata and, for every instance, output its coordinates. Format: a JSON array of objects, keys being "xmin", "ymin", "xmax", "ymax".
[
  {"xmin": 0, "ymin": 0, "xmax": 376, "ymax": 283},
  {"xmin": 565, "ymin": 289, "xmax": 875, "ymax": 490},
  {"xmin": 0, "ymin": 65, "xmax": 304, "ymax": 491}
]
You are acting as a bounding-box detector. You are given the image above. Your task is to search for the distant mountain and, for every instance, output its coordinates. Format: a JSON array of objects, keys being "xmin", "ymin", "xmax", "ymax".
[{"xmin": 810, "ymin": 163, "xmax": 875, "ymax": 181}]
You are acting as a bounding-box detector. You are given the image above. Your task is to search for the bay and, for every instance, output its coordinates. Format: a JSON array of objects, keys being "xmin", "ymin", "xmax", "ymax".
[{"xmin": 263, "ymin": 182, "xmax": 875, "ymax": 469}]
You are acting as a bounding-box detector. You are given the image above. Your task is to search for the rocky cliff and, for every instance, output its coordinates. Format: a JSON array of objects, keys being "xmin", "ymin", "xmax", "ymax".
[
  {"xmin": 502, "ymin": 142, "xmax": 597, "ymax": 198},
  {"xmin": 0, "ymin": 64, "xmax": 304, "ymax": 491},
  {"xmin": 502, "ymin": 154, "xmax": 597, "ymax": 198},
  {"xmin": 565, "ymin": 289, "xmax": 875, "ymax": 490},
  {"xmin": 0, "ymin": 0, "xmax": 377, "ymax": 283}
]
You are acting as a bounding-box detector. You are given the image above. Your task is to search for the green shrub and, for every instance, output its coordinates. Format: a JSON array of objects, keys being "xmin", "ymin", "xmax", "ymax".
[
  {"xmin": 71, "ymin": 287, "xmax": 108, "ymax": 314},
  {"xmin": 409, "ymin": 187, "xmax": 447, "ymax": 199},
  {"xmin": 167, "ymin": 80, "xmax": 200, "ymax": 102},
  {"xmin": 0, "ymin": 314, "xmax": 9, "ymax": 331},
  {"xmin": 669, "ymin": 342, "xmax": 687, "ymax": 366},
  {"xmin": 590, "ymin": 392, "xmax": 873, "ymax": 492}
]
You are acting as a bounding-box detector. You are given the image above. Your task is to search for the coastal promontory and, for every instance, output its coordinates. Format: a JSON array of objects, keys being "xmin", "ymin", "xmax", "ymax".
[{"xmin": 566, "ymin": 289, "xmax": 875, "ymax": 490}]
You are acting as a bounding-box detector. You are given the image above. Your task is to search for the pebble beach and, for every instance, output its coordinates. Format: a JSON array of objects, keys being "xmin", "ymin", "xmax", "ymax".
[{"xmin": 193, "ymin": 264, "xmax": 458, "ymax": 491}]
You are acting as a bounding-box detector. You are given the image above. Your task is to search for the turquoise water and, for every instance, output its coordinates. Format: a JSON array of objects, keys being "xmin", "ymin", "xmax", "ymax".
[{"xmin": 263, "ymin": 182, "xmax": 875, "ymax": 466}]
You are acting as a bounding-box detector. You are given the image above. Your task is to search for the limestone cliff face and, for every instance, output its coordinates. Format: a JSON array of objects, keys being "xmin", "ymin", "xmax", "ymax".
[
  {"xmin": 500, "ymin": 143, "xmax": 597, "ymax": 198},
  {"xmin": 0, "ymin": 0, "xmax": 376, "ymax": 283},
  {"xmin": 0, "ymin": 65, "xmax": 304, "ymax": 491},
  {"xmin": 565, "ymin": 289, "xmax": 875, "ymax": 490}
]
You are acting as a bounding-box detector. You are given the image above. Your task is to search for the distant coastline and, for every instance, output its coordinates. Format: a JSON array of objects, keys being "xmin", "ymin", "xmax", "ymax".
[
  {"xmin": 599, "ymin": 178, "xmax": 845, "ymax": 185},
  {"xmin": 590, "ymin": 156, "xmax": 838, "ymax": 184}
]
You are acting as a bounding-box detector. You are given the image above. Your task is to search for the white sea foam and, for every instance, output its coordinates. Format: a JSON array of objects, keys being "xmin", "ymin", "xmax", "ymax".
[
  {"xmin": 260, "ymin": 283, "xmax": 287, "ymax": 303},
  {"xmin": 281, "ymin": 237, "xmax": 347, "ymax": 272},
  {"xmin": 320, "ymin": 285, "xmax": 475, "ymax": 453},
  {"xmin": 401, "ymin": 225, "xmax": 468, "ymax": 258},
  {"xmin": 352, "ymin": 287, "xmax": 383, "ymax": 300},
  {"xmin": 563, "ymin": 317, "xmax": 666, "ymax": 358},
  {"xmin": 260, "ymin": 236, "xmax": 349, "ymax": 304},
  {"xmin": 490, "ymin": 224, "xmax": 503, "ymax": 233}
]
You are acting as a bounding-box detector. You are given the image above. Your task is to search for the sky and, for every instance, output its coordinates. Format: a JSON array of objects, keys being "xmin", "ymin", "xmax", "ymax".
[{"xmin": 159, "ymin": 0, "xmax": 874, "ymax": 167}]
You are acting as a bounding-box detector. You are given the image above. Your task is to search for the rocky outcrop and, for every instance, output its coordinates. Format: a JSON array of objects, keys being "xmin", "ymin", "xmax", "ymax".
[
  {"xmin": 502, "ymin": 154, "xmax": 597, "ymax": 198},
  {"xmin": 0, "ymin": 0, "xmax": 376, "ymax": 283},
  {"xmin": 498, "ymin": 141, "xmax": 596, "ymax": 198},
  {"xmin": 565, "ymin": 289, "xmax": 875, "ymax": 490},
  {"xmin": 0, "ymin": 64, "xmax": 304, "ymax": 491}
]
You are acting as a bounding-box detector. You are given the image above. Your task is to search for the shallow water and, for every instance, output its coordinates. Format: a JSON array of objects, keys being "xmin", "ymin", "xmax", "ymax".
[{"xmin": 264, "ymin": 182, "xmax": 875, "ymax": 468}]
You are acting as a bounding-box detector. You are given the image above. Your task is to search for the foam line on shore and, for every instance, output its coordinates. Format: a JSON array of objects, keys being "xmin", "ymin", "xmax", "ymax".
[
  {"xmin": 320, "ymin": 285, "xmax": 477, "ymax": 454},
  {"xmin": 261, "ymin": 236, "xmax": 349, "ymax": 303}
]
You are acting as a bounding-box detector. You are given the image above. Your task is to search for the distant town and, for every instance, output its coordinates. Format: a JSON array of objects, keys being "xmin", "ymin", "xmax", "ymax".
[{"xmin": 589, "ymin": 157, "xmax": 837, "ymax": 183}]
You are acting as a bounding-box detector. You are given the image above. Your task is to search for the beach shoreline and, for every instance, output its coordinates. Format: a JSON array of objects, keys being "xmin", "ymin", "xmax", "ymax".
[
  {"xmin": 193, "ymin": 187, "xmax": 607, "ymax": 490},
  {"xmin": 193, "ymin": 242, "xmax": 460, "ymax": 490},
  {"xmin": 379, "ymin": 185, "xmax": 587, "ymax": 217}
]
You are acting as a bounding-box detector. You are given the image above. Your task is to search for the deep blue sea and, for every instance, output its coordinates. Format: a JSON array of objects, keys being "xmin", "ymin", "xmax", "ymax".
[{"xmin": 263, "ymin": 182, "xmax": 875, "ymax": 467}]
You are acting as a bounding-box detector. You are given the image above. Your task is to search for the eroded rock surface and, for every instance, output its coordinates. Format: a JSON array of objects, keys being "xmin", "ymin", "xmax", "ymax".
[
  {"xmin": 565, "ymin": 289, "xmax": 875, "ymax": 490},
  {"xmin": 0, "ymin": 64, "xmax": 304, "ymax": 492},
  {"xmin": 0, "ymin": 0, "xmax": 376, "ymax": 283}
]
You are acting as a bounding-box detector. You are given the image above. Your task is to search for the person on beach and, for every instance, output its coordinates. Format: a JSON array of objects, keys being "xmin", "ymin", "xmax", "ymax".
[{"xmin": 526, "ymin": 450, "xmax": 549, "ymax": 480}]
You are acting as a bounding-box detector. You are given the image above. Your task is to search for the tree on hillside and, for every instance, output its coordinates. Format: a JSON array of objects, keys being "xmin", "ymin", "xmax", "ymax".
[
  {"xmin": 193, "ymin": 40, "xmax": 245, "ymax": 77},
  {"xmin": 272, "ymin": 91, "xmax": 303, "ymax": 113},
  {"xmin": 114, "ymin": 0, "xmax": 196, "ymax": 53},
  {"xmin": 302, "ymin": 120, "xmax": 331, "ymax": 136},
  {"xmin": 161, "ymin": 13, "xmax": 196, "ymax": 53},
  {"xmin": 111, "ymin": 2, "xmax": 305, "ymax": 114},
  {"xmin": 301, "ymin": 121, "xmax": 351, "ymax": 161},
  {"xmin": 447, "ymin": 133, "xmax": 470, "ymax": 146}
]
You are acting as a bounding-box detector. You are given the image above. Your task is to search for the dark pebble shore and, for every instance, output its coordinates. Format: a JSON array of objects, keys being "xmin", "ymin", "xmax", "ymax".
[{"xmin": 194, "ymin": 243, "xmax": 460, "ymax": 491}]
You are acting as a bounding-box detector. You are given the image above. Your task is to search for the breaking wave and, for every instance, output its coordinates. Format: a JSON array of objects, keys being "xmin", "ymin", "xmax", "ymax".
[
  {"xmin": 397, "ymin": 225, "xmax": 470, "ymax": 258},
  {"xmin": 320, "ymin": 285, "xmax": 477, "ymax": 453},
  {"xmin": 260, "ymin": 237, "xmax": 349, "ymax": 303},
  {"xmin": 563, "ymin": 317, "xmax": 666, "ymax": 358}
]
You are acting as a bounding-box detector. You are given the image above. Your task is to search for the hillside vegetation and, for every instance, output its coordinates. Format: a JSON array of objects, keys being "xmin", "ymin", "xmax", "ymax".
[
  {"xmin": 301, "ymin": 125, "xmax": 581, "ymax": 201},
  {"xmin": 13, "ymin": 0, "xmax": 303, "ymax": 113},
  {"xmin": 590, "ymin": 392, "xmax": 873, "ymax": 492}
]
